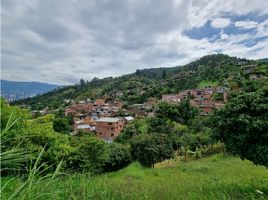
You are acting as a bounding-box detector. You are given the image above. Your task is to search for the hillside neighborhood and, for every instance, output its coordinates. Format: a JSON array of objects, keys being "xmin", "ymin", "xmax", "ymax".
[
  {"xmin": 2, "ymin": 54, "xmax": 267, "ymax": 200},
  {"xmin": 24, "ymin": 60, "xmax": 268, "ymax": 143},
  {"xmin": 2, "ymin": 0, "xmax": 268, "ymax": 198},
  {"xmin": 33, "ymin": 83, "xmax": 227, "ymax": 142}
]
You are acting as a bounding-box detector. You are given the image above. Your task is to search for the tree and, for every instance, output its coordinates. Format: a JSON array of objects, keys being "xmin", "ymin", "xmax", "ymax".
[
  {"xmin": 79, "ymin": 79, "xmax": 86, "ymax": 87},
  {"xmin": 162, "ymin": 70, "xmax": 167, "ymax": 79},
  {"xmin": 104, "ymin": 143, "xmax": 132, "ymax": 172},
  {"xmin": 115, "ymin": 122, "xmax": 141, "ymax": 143},
  {"xmin": 130, "ymin": 134, "xmax": 174, "ymax": 167},
  {"xmin": 53, "ymin": 118, "xmax": 71, "ymax": 134},
  {"xmin": 4, "ymin": 113, "xmax": 72, "ymax": 173},
  {"xmin": 67, "ymin": 135, "xmax": 108, "ymax": 173},
  {"xmin": 209, "ymin": 88, "xmax": 268, "ymax": 167},
  {"xmin": 156, "ymin": 101, "xmax": 198, "ymax": 125}
]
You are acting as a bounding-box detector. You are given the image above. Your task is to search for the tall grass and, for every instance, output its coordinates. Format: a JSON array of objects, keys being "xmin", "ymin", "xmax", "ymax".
[
  {"xmin": 2, "ymin": 154, "xmax": 268, "ymax": 200},
  {"xmin": 1, "ymin": 109, "xmax": 64, "ymax": 200},
  {"xmin": 0, "ymin": 109, "xmax": 29, "ymax": 171}
]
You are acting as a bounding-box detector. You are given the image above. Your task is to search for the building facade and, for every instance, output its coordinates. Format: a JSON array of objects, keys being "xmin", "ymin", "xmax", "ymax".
[{"xmin": 95, "ymin": 117, "xmax": 125, "ymax": 141}]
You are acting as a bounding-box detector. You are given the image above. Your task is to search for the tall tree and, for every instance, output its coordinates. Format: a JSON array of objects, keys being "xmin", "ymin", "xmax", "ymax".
[{"xmin": 209, "ymin": 88, "xmax": 268, "ymax": 167}]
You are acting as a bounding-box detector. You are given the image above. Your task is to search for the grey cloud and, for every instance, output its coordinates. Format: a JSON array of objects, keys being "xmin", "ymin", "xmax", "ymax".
[{"xmin": 2, "ymin": 0, "xmax": 268, "ymax": 85}]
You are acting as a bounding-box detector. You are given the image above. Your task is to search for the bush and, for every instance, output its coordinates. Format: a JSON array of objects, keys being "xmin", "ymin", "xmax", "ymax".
[
  {"xmin": 53, "ymin": 117, "xmax": 71, "ymax": 134},
  {"xmin": 66, "ymin": 135, "xmax": 108, "ymax": 173},
  {"xmin": 104, "ymin": 143, "xmax": 132, "ymax": 172},
  {"xmin": 130, "ymin": 134, "xmax": 174, "ymax": 167}
]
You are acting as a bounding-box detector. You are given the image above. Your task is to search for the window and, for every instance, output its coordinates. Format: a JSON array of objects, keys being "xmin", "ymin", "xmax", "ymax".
[
  {"xmin": 111, "ymin": 133, "xmax": 114, "ymax": 137},
  {"xmin": 99, "ymin": 132, "xmax": 102, "ymax": 135},
  {"xmin": 108, "ymin": 122, "xmax": 112, "ymax": 125}
]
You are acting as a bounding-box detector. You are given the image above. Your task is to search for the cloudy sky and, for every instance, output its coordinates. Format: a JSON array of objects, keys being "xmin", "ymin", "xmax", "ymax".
[{"xmin": 2, "ymin": 0, "xmax": 268, "ymax": 85}]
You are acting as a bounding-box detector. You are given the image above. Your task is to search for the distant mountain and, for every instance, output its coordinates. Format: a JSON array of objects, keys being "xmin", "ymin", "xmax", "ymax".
[{"xmin": 1, "ymin": 80, "xmax": 60, "ymax": 101}]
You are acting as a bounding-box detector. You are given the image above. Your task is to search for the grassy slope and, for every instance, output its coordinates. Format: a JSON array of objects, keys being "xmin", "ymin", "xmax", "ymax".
[
  {"xmin": 197, "ymin": 80, "xmax": 219, "ymax": 89},
  {"xmin": 2, "ymin": 154, "xmax": 268, "ymax": 200}
]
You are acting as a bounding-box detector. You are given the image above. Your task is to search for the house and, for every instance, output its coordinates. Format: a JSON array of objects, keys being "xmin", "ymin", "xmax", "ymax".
[
  {"xmin": 95, "ymin": 117, "xmax": 125, "ymax": 142},
  {"xmin": 249, "ymin": 74, "xmax": 264, "ymax": 80},
  {"xmin": 241, "ymin": 65, "xmax": 257, "ymax": 74},
  {"xmin": 144, "ymin": 97, "xmax": 158, "ymax": 108},
  {"xmin": 112, "ymin": 100, "xmax": 124, "ymax": 108},
  {"xmin": 65, "ymin": 103, "xmax": 93, "ymax": 116},
  {"xmin": 64, "ymin": 99, "xmax": 73, "ymax": 103},
  {"xmin": 198, "ymin": 101, "xmax": 214, "ymax": 115},
  {"xmin": 124, "ymin": 116, "xmax": 134, "ymax": 122},
  {"xmin": 95, "ymin": 99, "xmax": 106, "ymax": 106},
  {"xmin": 191, "ymin": 99, "xmax": 215, "ymax": 115},
  {"xmin": 162, "ymin": 94, "xmax": 181, "ymax": 104},
  {"xmin": 73, "ymin": 117, "xmax": 95, "ymax": 132},
  {"xmin": 216, "ymin": 86, "xmax": 228, "ymax": 94},
  {"xmin": 214, "ymin": 101, "xmax": 225, "ymax": 109}
]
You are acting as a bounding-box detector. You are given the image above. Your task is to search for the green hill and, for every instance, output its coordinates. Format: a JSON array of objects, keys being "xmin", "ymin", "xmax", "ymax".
[
  {"xmin": 2, "ymin": 154, "xmax": 268, "ymax": 200},
  {"xmin": 13, "ymin": 54, "xmax": 268, "ymax": 110}
]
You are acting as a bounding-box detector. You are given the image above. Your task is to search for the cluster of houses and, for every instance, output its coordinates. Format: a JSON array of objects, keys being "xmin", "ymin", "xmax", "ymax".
[
  {"xmin": 73, "ymin": 116, "xmax": 134, "ymax": 143},
  {"xmin": 240, "ymin": 64, "xmax": 266, "ymax": 80},
  {"xmin": 64, "ymin": 86, "xmax": 230, "ymax": 142},
  {"xmin": 64, "ymin": 86, "xmax": 229, "ymax": 143},
  {"xmin": 64, "ymin": 98, "xmax": 135, "ymax": 142},
  {"xmin": 162, "ymin": 86, "xmax": 228, "ymax": 115},
  {"xmin": 64, "ymin": 99, "xmax": 124, "ymax": 120}
]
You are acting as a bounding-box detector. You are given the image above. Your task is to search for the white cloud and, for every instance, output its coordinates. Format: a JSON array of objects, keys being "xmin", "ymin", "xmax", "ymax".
[
  {"xmin": 211, "ymin": 18, "xmax": 231, "ymax": 29},
  {"xmin": 235, "ymin": 20, "xmax": 258, "ymax": 29},
  {"xmin": 256, "ymin": 19, "xmax": 268, "ymax": 37},
  {"xmin": 2, "ymin": 0, "xmax": 268, "ymax": 85},
  {"xmin": 188, "ymin": 0, "xmax": 268, "ymax": 28}
]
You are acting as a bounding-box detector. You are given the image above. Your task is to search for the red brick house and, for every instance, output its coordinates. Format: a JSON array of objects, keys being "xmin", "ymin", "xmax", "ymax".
[{"xmin": 95, "ymin": 117, "xmax": 125, "ymax": 142}]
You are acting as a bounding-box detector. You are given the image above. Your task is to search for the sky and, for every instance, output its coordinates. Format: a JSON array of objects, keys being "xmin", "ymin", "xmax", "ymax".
[{"xmin": 2, "ymin": 0, "xmax": 268, "ymax": 85}]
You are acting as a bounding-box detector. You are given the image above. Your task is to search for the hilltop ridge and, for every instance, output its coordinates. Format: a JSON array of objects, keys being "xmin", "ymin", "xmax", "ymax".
[{"xmin": 13, "ymin": 54, "xmax": 268, "ymax": 110}]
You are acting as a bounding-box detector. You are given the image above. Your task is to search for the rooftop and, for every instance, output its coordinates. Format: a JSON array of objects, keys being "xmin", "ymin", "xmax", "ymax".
[
  {"xmin": 124, "ymin": 116, "xmax": 134, "ymax": 121},
  {"xmin": 77, "ymin": 124, "xmax": 91, "ymax": 129},
  {"xmin": 95, "ymin": 117, "xmax": 122, "ymax": 123}
]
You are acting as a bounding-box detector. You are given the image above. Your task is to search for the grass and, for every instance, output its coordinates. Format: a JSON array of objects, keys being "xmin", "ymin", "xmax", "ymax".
[
  {"xmin": 198, "ymin": 80, "xmax": 219, "ymax": 89},
  {"xmin": 1, "ymin": 154, "xmax": 268, "ymax": 200}
]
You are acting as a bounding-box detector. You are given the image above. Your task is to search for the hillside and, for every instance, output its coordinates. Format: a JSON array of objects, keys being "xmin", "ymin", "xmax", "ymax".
[
  {"xmin": 2, "ymin": 154, "xmax": 268, "ymax": 200},
  {"xmin": 259, "ymin": 58, "xmax": 268, "ymax": 63},
  {"xmin": 13, "ymin": 54, "xmax": 268, "ymax": 110},
  {"xmin": 1, "ymin": 80, "xmax": 60, "ymax": 101}
]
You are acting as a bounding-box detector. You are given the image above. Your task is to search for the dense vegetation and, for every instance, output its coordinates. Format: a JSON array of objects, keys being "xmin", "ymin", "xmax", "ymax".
[
  {"xmin": 210, "ymin": 88, "xmax": 268, "ymax": 167},
  {"xmin": 13, "ymin": 54, "xmax": 268, "ymax": 110},
  {"xmin": 0, "ymin": 99, "xmax": 130, "ymax": 175},
  {"xmin": 2, "ymin": 54, "xmax": 268, "ymax": 199}
]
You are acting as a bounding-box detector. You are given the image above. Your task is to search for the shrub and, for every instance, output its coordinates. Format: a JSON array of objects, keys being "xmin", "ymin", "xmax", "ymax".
[
  {"xmin": 53, "ymin": 117, "xmax": 71, "ymax": 134},
  {"xmin": 104, "ymin": 143, "xmax": 132, "ymax": 172},
  {"xmin": 66, "ymin": 135, "xmax": 108, "ymax": 173},
  {"xmin": 130, "ymin": 134, "xmax": 174, "ymax": 167}
]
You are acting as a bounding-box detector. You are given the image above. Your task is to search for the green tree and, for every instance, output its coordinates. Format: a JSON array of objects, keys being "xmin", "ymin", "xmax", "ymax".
[
  {"xmin": 162, "ymin": 70, "xmax": 167, "ymax": 79},
  {"xmin": 156, "ymin": 101, "xmax": 198, "ymax": 125},
  {"xmin": 209, "ymin": 88, "xmax": 268, "ymax": 167},
  {"xmin": 53, "ymin": 118, "xmax": 71, "ymax": 134},
  {"xmin": 67, "ymin": 135, "xmax": 108, "ymax": 173},
  {"xmin": 130, "ymin": 134, "xmax": 174, "ymax": 167},
  {"xmin": 104, "ymin": 143, "xmax": 132, "ymax": 172},
  {"xmin": 115, "ymin": 122, "xmax": 142, "ymax": 143},
  {"xmin": 79, "ymin": 79, "xmax": 86, "ymax": 87}
]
